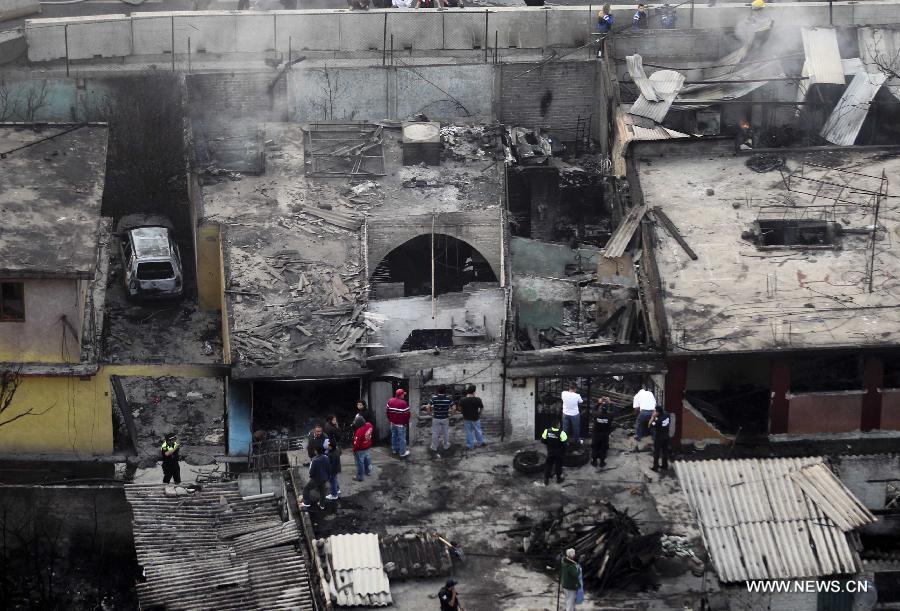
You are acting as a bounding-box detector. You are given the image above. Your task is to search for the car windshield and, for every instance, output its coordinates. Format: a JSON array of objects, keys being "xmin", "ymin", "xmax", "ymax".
[{"xmin": 136, "ymin": 262, "xmax": 175, "ymax": 280}]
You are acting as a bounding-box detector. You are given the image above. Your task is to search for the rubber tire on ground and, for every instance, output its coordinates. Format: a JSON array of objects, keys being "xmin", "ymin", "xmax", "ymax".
[
  {"xmin": 513, "ymin": 450, "xmax": 547, "ymax": 475},
  {"xmin": 564, "ymin": 444, "xmax": 591, "ymax": 468}
]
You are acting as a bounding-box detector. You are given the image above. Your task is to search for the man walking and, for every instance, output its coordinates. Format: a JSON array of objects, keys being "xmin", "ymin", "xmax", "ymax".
[
  {"xmin": 591, "ymin": 397, "xmax": 613, "ymax": 468},
  {"xmin": 160, "ymin": 432, "xmax": 181, "ymax": 484},
  {"xmin": 541, "ymin": 418, "xmax": 568, "ymax": 485},
  {"xmin": 352, "ymin": 415, "xmax": 374, "ymax": 481},
  {"xmin": 438, "ymin": 579, "xmax": 466, "ymax": 610},
  {"xmin": 458, "ymin": 385, "xmax": 486, "ymax": 450},
  {"xmin": 427, "ymin": 385, "xmax": 455, "ymax": 459},
  {"xmin": 649, "ymin": 404, "xmax": 672, "ymax": 473},
  {"xmin": 299, "ymin": 445, "xmax": 330, "ymax": 510},
  {"xmin": 386, "ymin": 389, "xmax": 411, "ymax": 458},
  {"xmin": 632, "ymin": 383, "xmax": 657, "ymax": 451},
  {"xmin": 560, "ymin": 548, "xmax": 583, "ymax": 611},
  {"xmin": 561, "ymin": 383, "xmax": 584, "ymax": 444},
  {"xmin": 632, "ymin": 3, "xmax": 648, "ymax": 30}
]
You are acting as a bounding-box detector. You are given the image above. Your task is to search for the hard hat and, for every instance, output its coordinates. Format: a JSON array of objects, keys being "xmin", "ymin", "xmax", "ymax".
[{"xmin": 751, "ymin": 0, "xmax": 765, "ymax": 9}]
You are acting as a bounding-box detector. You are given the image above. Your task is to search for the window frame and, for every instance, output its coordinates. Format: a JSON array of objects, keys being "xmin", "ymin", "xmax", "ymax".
[{"xmin": 0, "ymin": 281, "xmax": 25, "ymax": 322}]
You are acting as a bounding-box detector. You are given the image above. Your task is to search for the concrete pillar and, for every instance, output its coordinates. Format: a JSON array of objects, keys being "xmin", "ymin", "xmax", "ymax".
[
  {"xmin": 769, "ymin": 357, "xmax": 790, "ymax": 434},
  {"xmin": 665, "ymin": 357, "xmax": 687, "ymax": 442},
  {"xmin": 861, "ymin": 355, "xmax": 884, "ymax": 431}
]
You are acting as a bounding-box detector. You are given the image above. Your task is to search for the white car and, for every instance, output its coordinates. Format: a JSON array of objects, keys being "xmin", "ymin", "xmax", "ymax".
[{"xmin": 116, "ymin": 215, "xmax": 184, "ymax": 300}]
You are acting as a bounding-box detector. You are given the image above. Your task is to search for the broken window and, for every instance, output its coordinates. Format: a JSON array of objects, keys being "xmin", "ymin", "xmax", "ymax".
[
  {"xmin": 372, "ymin": 234, "xmax": 497, "ymax": 299},
  {"xmin": 0, "ymin": 282, "xmax": 24, "ymax": 321},
  {"xmin": 746, "ymin": 219, "xmax": 840, "ymax": 249},
  {"xmin": 791, "ymin": 354, "xmax": 863, "ymax": 393},
  {"xmin": 400, "ymin": 329, "xmax": 453, "ymax": 352},
  {"xmin": 136, "ymin": 262, "xmax": 175, "ymax": 281}
]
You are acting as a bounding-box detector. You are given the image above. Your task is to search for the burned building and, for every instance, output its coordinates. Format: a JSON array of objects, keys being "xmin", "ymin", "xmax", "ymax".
[{"xmin": 0, "ymin": 123, "xmax": 113, "ymax": 457}]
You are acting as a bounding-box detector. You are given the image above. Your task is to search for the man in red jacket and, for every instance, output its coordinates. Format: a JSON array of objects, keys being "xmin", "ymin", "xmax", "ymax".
[
  {"xmin": 387, "ymin": 388, "xmax": 411, "ymax": 458},
  {"xmin": 352, "ymin": 417, "xmax": 374, "ymax": 481}
]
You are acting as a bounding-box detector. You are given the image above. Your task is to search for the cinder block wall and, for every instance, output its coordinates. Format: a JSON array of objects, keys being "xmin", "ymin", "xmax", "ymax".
[{"xmin": 499, "ymin": 61, "xmax": 598, "ymax": 139}]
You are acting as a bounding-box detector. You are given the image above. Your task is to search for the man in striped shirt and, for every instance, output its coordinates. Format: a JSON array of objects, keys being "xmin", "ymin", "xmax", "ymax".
[{"xmin": 427, "ymin": 385, "xmax": 456, "ymax": 458}]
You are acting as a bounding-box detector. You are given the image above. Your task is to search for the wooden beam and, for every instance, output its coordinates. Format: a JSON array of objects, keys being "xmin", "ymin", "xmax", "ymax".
[{"xmin": 652, "ymin": 207, "xmax": 698, "ymax": 261}]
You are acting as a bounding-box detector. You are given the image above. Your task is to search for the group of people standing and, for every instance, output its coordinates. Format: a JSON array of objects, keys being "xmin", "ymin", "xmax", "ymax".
[
  {"xmin": 299, "ymin": 402, "xmax": 376, "ymax": 510},
  {"xmin": 540, "ymin": 380, "xmax": 672, "ymax": 486},
  {"xmin": 298, "ymin": 384, "xmax": 490, "ymax": 509}
]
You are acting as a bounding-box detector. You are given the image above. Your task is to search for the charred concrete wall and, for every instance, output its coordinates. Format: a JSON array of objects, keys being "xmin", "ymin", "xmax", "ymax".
[
  {"xmin": 22, "ymin": 5, "xmax": 900, "ymax": 64},
  {"xmin": 367, "ymin": 211, "xmax": 504, "ymax": 288},
  {"xmin": 287, "ymin": 62, "xmax": 495, "ymax": 122},
  {"xmin": 367, "ymin": 288, "xmax": 505, "ymax": 354},
  {"xmin": 499, "ymin": 61, "xmax": 599, "ymax": 142}
]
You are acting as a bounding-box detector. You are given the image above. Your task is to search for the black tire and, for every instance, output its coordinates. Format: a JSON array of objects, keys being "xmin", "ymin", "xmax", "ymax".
[
  {"xmin": 564, "ymin": 444, "xmax": 591, "ymax": 468},
  {"xmin": 513, "ymin": 450, "xmax": 547, "ymax": 475}
]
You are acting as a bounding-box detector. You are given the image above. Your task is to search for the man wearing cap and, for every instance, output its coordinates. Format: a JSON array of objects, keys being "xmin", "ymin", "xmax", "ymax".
[
  {"xmin": 386, "ymin": 388, "xmax": 411, "ymax": 458},
  {"xmin": 560, "ymin": 548, "xmax": 583, "ymax": 611},
  {"xmin": 438, "ymin": 578, "xmax": 466, "ymax": 611},
  {"xmin": 160, "ymin": 432, "xmax": 181, "ymax": 484}
]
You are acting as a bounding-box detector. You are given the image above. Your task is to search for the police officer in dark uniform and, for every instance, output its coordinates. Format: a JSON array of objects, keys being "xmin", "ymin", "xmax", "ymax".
[
  {"xmin": 160, "ymin": 432, "xmax": 181, "ymax": 484},
  {"xmin": 541, "ymin": 418, "xmax": 569, "ymax": 485},
  {"xmin": 649, "ymin": 405, "xmax": 671, "ymax": 473},
  {"xmin": 591, "ymin": 397, "xmax": 613, "ymax": 468}
]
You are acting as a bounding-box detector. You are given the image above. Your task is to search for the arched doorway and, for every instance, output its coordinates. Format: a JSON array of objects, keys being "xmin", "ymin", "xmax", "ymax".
[{"xmin": 370, "ymin": 234, "xmax": 498, "ymax": 298}]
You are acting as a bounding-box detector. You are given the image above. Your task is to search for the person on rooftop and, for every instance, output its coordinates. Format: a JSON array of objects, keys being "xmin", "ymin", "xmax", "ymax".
[{"xmin": 632, "ymin": 3, "xmax": 649, "ymax": 30}]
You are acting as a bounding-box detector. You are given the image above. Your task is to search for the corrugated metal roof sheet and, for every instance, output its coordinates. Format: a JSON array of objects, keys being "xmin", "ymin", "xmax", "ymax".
[
  {"xmin": 380, "ymin": 532, "xmax": 453, "ymax": 579},
  {"xmin": 675, "ymin": 457, "xmax": 874, "ymax": 583},
  {"xmin": 629, "ymin": 70, "xmax": 685, "ymax": 123},
  {"xmin": 802, "ymin": 27, "xmax": 845, "ymax": 85},
  {"xmin": 124, "ymin": 482, "xmax": 315, "ymax": 611},
  {"xmin": 326, "ymin": 533, "xmax": 392, "ymax": 607},
  {"xmin": 626, "ymin": 54, "xmax": 660, "ymax": 102},
  {"xmin": 790, "ymin": 463, "xmax": 877, "ymax": 531},
  {"xmin": 821, "ymin": 70, "xmax": 887, "ymax": 146},
  {"xmin": 678, "ymin": 59, "xmax": 786, "ymax": 103}
]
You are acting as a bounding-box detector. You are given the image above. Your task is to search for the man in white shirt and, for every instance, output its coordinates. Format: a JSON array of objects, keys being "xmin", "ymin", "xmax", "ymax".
[
  {"xmin": 560, "ymin": 383, "xmax": 584, "ymax": 444},
  {"xmin": 633, "ymin": 384, "xmax": 657, "ymax": 449}
]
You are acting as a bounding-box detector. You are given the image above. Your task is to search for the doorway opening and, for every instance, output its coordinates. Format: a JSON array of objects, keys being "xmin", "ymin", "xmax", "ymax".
[{"xmin": 252, "ymin": 378, "xmax": 362, "ymax": 447}]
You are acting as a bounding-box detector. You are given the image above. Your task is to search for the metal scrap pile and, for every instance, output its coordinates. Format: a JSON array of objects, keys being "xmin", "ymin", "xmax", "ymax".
[
  {"xmin": 440, "ymin": 124, "xmax": 502, "ymax": 162},
  {"xmin": 505, "ymin": 503, "xmax": 661, "ymax": 592}
]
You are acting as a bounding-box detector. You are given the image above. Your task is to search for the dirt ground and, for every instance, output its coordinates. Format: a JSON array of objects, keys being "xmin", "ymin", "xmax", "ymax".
[
  {"xmin": 308, "ymin": 426, "xmax": 712, "ymax": 611},
  {"xmin": 103, "ymin": 245, "xmax": 222, "ymax": 365},
  {"xmin": 117, "ymin": 376, "xmax": 225, "ymax": 468}
]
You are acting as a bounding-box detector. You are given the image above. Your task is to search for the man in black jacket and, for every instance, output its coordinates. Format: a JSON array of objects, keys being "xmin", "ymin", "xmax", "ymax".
[
  {"xmin": 306, "ymin": 423, "xmax": 328, "ymax": 460},
  {"xmin": 649, "ymin": 405, "xmax": 671, "ymax": 473},
  {"xmin": 591, "ymin": 397, "xmax": 613, "ymax": 468},
  {"xmin": 541, "ymin": 418, "xmax": 569, "ymax": 485},
  {"xmin": 300, "ymin": 445, "xmax": 331, "ymax": 510}
]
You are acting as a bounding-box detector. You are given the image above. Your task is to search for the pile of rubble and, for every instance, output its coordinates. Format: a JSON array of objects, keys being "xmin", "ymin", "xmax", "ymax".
[
  {"xmin": 504, "ymin": 502, "xmax": 660, "ymax": 592},
  {"xmin": 228, "ymin": 251, "xmax": 370, "ymax": 367},
  {"xmin": 440, "ymin": 124, "xmax": 502, "ymax": 162}
]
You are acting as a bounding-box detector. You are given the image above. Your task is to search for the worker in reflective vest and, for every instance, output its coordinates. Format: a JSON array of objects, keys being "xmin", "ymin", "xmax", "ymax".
[
  {"xmin": 541, "ymin": 419, "xmax": 569, "ymax": 485},
  {"xmin": 160, "ymin": 433, "xmax": 181, "ymax": 484}
]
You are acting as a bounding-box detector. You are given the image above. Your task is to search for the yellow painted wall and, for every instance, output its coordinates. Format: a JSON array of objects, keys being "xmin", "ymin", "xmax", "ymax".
[
  {"xmin": 0, "ymin": 364, "xmax": 221, "ymax": 456},
  {"xmin": 0, "ymin": 373, "xmax": 112, "ymax": 455},
  {"xmin": 196, "ymin": 222, "xmax": 224, "ymax": 312}
]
